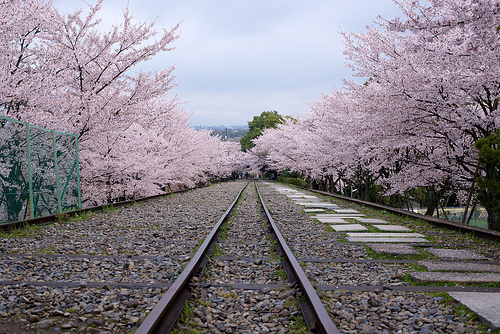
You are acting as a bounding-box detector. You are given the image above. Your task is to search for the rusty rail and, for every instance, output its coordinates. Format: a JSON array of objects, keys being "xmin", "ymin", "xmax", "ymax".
[
  {"xmin": 0, "ymin": 186, "xmax": 195, "ymax": 229},
  {"xmin": 304, "ymin": 188, "xmax": 500, "ymax": 241},
  {"xmin": 255, "ymin": 183, "xmax": 340, "ymax": 334},
  {"xmin": 135, "ymin": 181, "xmax": 249, "ymax": 334}
]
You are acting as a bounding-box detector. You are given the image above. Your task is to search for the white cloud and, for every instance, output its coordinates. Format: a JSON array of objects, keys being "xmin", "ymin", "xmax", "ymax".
[{"xmin": 52, "ymin": 0, "xmax": 402, "ymax": 126}]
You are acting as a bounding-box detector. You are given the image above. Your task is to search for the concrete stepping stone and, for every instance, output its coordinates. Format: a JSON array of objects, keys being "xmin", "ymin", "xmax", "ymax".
[
  {"xmin": 333, "ymin": 209, "xmax": 359, "ymax": 214},
  {"xmin": 427, "ymin": 248, "xmax": 487, "ymax": 260},
  {"xmin": 273, "ymin": 186, "xmax": 294, "ymax": 190},
  {"xmin": 372, "ymin": 224, "xmax": 411, "ymax": 232},
  {"xmin": 294, "ymin": 201, "xmax": 327, "ymax": 206},
  {"xmin": 279, "ymin": 190, "xmax": 304, "ymax": 194},
  {"xmin": 330, "ymin": 224, "xmax": 367, "ymax": 232},
  {"xmin": 411, "ymin": 272, "xmax": 500, "ymax": 284},
  {"xmin": 418, "ymin": 261, "xmax": 500, "ymax": 273},
  {"xmin": 302, "ymin": 203, "xmax": 339, "ymax": 209},
  {"xmin": 347, "ymin": 237, "xmax": 428, "ymax": 243},
  {"xmin": 288, "ymin": 196, "xmax": 324, "ymax": 200},
  {"xmin": 355, "ymin": 218, "xmax": 391, "ymax": 224},
  {"xmin": 368, "ymin": 243, "xmax": 419, "ymax": 255},
  {"xmin": 314, "ymin": 214, "xmax": 365, "ymax": 218},
  {"xmin": 346, "ymin": 232, "xmax": 425, "ymax": 238},
  {"xmin": 303, "ymin": 209, "xmax": 325, "ymax": 213},
  {"xmin": 448, "ymin": 292, "xmax": 500, "ymax": 330},
  {"xmin": 314, "ymin": 215, "xmax": 365, "ymax": 221},
  {"xmin": 291, "ymin": 197, "xmax": 322, "ymax": 201},
  {"xmin": 315, "ymin": 218, "xmax": 351, "ymax": 224}
]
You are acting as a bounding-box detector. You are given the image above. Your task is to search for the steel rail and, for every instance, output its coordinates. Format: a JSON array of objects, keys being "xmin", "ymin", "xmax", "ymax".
[
  {"xmin": 255, "ymin": 183, "xmax": 340, "ymax": 334},
  {"xmin": 135, "ymin": 181, "xmax": 249, "ymax": 334},
  {"xmin": 303, "ymin": 187, "xmax": 500, "ymax": 241},
  {"xmin": 0, "ymin": 185, "xmax": 195, "ymax": 229}
]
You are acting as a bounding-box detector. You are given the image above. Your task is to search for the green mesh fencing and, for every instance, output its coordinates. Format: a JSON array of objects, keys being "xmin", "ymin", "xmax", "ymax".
[{"xmin": 0, "ymin": 116, "xmax": 81, "ymax": 224}]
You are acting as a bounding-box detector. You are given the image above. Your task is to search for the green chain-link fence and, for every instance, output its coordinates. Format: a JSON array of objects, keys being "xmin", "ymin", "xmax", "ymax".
[{"xmin": 0, "ymin": 116, "xmax": 81, "ymax": 224}]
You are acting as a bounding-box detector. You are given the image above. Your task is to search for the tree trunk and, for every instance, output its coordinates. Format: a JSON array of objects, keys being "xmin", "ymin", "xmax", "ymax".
[
  {"xmin": 462, "ymin": 167, "xmax": 478, "ymax": 224},
  {"xmin": 329, "ymin": 175, "xmax": 335, "ymax": 193},
  {"xmin": 424, "ymin": 187, "xmax": 438, "ymax": 216},
  {"xmin": 466, "ymin": 196, "xmax": 479, "ymax": 226},
  {"xmin": 487, "ymin": 208, "xmax": 500, "ymax": 231}
]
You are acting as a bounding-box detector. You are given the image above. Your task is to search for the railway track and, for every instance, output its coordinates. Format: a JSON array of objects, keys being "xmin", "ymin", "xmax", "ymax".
[
  {"xmin": 0, "ymin": 180, "xmax": 499, "ymax": 333},
  {"xmin": 136, "ymin": 182, "xmax": 338, "ymax": 333},
  {"xmin": 0, "ymin": 182, "xmax": 245, "ymax": 333},
  {"xmin": 261, "ymin": 182, "xmax": 500, "ymax": 333}
]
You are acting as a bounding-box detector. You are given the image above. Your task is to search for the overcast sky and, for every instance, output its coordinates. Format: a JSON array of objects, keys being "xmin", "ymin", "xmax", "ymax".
[{"xmin": 52, "ymin": 1, "xmax": 402, "ymax": 127}]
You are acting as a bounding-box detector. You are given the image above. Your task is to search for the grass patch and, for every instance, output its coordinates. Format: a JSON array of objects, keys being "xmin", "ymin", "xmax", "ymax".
[
  {"xmin": 56, "ymin": 211, "xmax": 70, "ymax": 223},
  {"xmin": 210, "ymin": 242, "xmax": 225, "ymax": 258},
  {"xmin": 287, "ymin": 315, "xmax": 310, "ymax": 333},
  {"xmin": 432, "ymin": 292, "xmax": 500, "ymax": 334},
  {"xmin": 363, "ymin": 245, "xmax": 435, "ymax": 261},
  {"xmin": 312, "ymin": 218, "xmax": 322, "ymax": 225},
  {"xmin": 0, "ymin": 222, "xmax": 43, "ymax": 238},
  {"xmin": 219, "ymin": 221, "xmax": 231, "ymax": 240},
  {"xmin": 265, "ymin": 233, "xmax": 284, "ymax": 261},
  {"xmin": 170, "ymin": 301, "xmax": 200, "ymax": 334},
  {"xmin": 324, "ymin": 225, "xmax": 335, "ymax": 232},
  {"xmin": 275, "ymin": 269, "xmax": 287, "ymax": 281},
  {"xmin": 193, "ymin": 238, "xmax": 205, "ymax": 253},
  {"xmin": 276, "ymin": 176, "xmax": 307, "ymax": 188},
  {"xmin": 102, "ymin": 204, "xmax": 116, "ymax": 213},
  {"xmin": 267, "ymin": 287, "xmax": 310, "ymax": 333},
  {"xmin": 284, "ymin": 296, "xmax": 310, "ymax": 333},
  {"xmin": 71, "ymin": 211, "xmax": 92, "ymax": 221},
  {"xmin": 426, "ymin": 292, "xmax": 499, "ymax": 333},
  {"xmin": 404, "ymin": 274, "xmax": 500, "ymax": 288}
]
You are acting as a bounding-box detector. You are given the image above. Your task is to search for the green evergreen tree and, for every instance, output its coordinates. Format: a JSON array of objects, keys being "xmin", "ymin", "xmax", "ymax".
[
  {"xmin": 475, "ymin": 129, "xmax": 500, "ymax": 231},
  {"xmin": 240, "ymin": 111, "xmax": 284, "ymax": 152}
]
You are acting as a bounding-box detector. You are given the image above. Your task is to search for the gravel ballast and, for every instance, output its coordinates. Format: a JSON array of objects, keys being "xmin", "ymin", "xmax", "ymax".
[
  {"xmin": 0, "ymin": 181, "xmax": 245, "ymax": 333},
  {"xmin": 0, "ymin": 180, "xmax": 497, "ymax": 333}
]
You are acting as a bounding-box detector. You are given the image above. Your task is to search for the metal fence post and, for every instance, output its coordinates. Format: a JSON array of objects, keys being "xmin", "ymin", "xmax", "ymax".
[
  {"xmin": 26, "ymin": 122, "xmax": 34, "ymax": 220},
  {"xmin": 1, "ymin": 116, "xmax": 81, "ymax": 224},
  {"xmin": 53, "ymin": 130, "xmax": 62, "ymax": 214},
  {"xmin": 75, "ymin": 134, "xmax": 82, "ymax": 209}
]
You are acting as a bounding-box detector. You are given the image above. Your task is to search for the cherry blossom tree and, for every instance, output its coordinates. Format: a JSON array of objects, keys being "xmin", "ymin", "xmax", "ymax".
[
  {"xmin": 0, "ymin": 0, "xmax": 241, "ymax": 206},
  {"xmin": 341, "ymin": 0, "xmax": 500, "ymax": 229},
  {"xmin": 0, "ymin": 0, "xmax": 56, "ymax": 114},
  {"xmin": 253, "ymin": 0, "xmax": 500, "ymax": 230}
]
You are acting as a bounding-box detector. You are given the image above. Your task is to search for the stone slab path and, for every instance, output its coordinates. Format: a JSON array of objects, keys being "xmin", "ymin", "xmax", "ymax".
[
  {"xmin": 347, "ymin": 237, "xmax": 429, "ymax": 243},
  {"xmin": 314, "ymin": 214, "xmax": 365, "ymax": 219},
  {"xmin": 448, "ymin": 292, "xmax": 500, "ymax": 329},
  {"xmin": 418, "ymin": 261, "xmax": 500, "ymax": 272},
  {"xmin": 372, "ymin": 224, "xmax": 411, "ymax": 232},
  {"xmin": 268, "ymin": 183, "xmax": 500, "ymax": 331},
  {"xmin": 315, "ymin": 218, "xmax": 355, "ymax": 224},
  {"xmin": 303, "ymin": 209, "xmax": 325, "ymax": 213},
  {"xmin": 355, "ymin": 218, "xmax": 391, "ymax": 224},
  {"xmin": 346, "ymin": 232, "xmax": 426, "ymax": 238},
  {"xmin": 427, "ymin": 248, "xmax": 487, "ymax": 260},
  {"xmin": 368, "ymin": 243, "xmax": 420, "ymax": 255},
  {"xmin": 330, "ymin": 224, "xmax": 367, "ymax": 232},
  {"xmin": 411, "ymin": 272, "xmax": 500, "ymax": 284}
]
